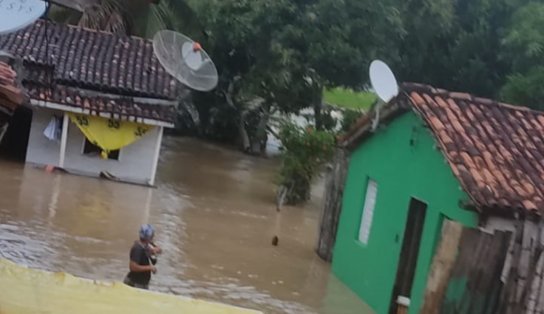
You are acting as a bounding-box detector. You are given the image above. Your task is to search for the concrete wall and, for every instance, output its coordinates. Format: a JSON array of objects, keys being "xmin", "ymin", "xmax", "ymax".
[
  {"xmin": 332, "ymin": 113, "xmax": 479, "ymax": 314},
  {"xmin": 26, "ymin": 107, "xmax": 62, "ymax": 167},
  {"xmin": 483, "ymin": 217, "xmax": 517, "ymax": 233},
  {"xmin": 26, "ymin": 108, "xmax": 162, "ymax": 185}
]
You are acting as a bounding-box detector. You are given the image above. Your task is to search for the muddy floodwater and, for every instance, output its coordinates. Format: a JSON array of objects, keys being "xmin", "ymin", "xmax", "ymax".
[{"xmin": 0, "ymin": 137, "xmax": 372, "ymax": 314}]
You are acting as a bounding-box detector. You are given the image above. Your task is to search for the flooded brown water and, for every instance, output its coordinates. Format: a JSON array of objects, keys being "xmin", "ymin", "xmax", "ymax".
[{"xmin": 0, "ymin": 137, "xmax": 371, "ymax": 314}]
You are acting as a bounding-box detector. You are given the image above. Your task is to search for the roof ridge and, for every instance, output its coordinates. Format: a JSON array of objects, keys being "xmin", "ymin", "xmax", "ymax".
[
  {"xmin": 38, "ymin": 19, "xmax": 151, "ymax": 44},
  {"xmin": 401, "ymin": 82, "xmax": 537, "ymax": 113},
  {"xmin": 343, "ymin": 81, "xmax": 544, "ymax": 215}
]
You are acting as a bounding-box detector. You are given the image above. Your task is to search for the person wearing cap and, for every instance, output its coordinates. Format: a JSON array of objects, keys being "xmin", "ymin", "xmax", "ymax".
[{"xmin": 123, "ymin": 224, "xmax": 162, "ymax": 289}]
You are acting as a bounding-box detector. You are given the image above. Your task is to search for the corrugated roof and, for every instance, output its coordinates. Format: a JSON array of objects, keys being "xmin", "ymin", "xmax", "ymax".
[{"xmin": 341, "ymin": 83, "xmax": 544, "ymax": 216}]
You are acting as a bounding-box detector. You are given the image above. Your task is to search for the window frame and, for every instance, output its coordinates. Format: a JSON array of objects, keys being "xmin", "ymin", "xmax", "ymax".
[
  {"xmin": 81, "ymin": 138, "xmax": 121, "ymax": 161},
  {"xmin": 357, "ymin": 178, "xmax": 378, "ymax": 245}
]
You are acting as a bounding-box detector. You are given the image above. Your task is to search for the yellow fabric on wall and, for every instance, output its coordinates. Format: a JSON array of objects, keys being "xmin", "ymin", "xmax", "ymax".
[{"xmin": 69, "ymin": 114, "xmax": 153, "ymax": 157}]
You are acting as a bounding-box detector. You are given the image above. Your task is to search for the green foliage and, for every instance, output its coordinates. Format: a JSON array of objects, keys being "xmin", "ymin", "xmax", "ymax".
[
  {"xmin": 200, "ymin": 0, "xmax": 403, "ymax": 103},
  {"xmin": 501, "ymin": 67, "xmax": 544, "ymax": 109},
  {"xmin": 395, "ymin": 0, "xmax": 527, "ymax": 98},
  {"xmin": 502, "ymin": 2, "xmax": 544, "ymax": 73},
  {"xmin": 323, "ymin": 88, "xmax": 376, "ymax": 110},
  {"xmin": 49, "ymin": 0, "xmax": 203, "ymax": 39},
  {"xmin": 191, "ymin": 0, "xmax": 403, "ymax": 150},
  {"xmin": 279, "ymin": 123, "xmax": 336, "ymax": 204},
  {"xmin": 499, "ymin": 2, "xmax": 544, "ymax": 108},
  {"xmin": 340, "ymin": 109, "xmax": 363, "ymax": 133}
]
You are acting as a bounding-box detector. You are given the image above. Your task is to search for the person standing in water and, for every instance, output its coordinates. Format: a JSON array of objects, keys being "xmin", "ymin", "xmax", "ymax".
[{"xmin": 123, "ymin": 224, "xmax": 162, "ymax": 289}]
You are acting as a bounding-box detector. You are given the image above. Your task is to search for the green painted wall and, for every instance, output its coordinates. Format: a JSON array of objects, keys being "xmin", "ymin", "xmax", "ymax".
[{"xmin": 332, "ymin": 113, "xmax": 478, "ymax": 314}]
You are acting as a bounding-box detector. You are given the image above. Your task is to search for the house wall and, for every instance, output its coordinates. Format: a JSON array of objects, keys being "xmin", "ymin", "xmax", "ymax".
[
  {"xmin": 332, "ymin": 113, "xmax": 478, "ymax": 314},
  {"xmin": 483, "ymin": 216, "xmax": 517, "ymax": 233},
  {"xmin": 26, "ymin": 108, "xmax": 162, "ymax": 185},
  {"xmin": 26, "ymin": 107, "xmax": 63, "ymax": 166}
]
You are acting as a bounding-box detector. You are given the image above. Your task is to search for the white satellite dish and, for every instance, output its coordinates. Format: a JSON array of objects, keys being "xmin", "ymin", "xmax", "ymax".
[
  {"xmin": 0, "ymin": 0, "xmax": 47, "ymax": 35},
  {"xmin": 153, "ymin": 30, "xmax": 218, "ymax": 92},
  {"xmin": 369, "ymin": 60, "xmax": 398, "ymax": 103}
]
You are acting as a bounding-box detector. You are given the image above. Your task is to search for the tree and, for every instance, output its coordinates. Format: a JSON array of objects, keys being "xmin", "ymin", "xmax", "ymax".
[
  {"xmin": 394, "ymin": 0, "xmax": 529, "ymax": 98},
  {"xmin": 48, "ymin": 0, "xmax": 203, "ymax": 39},
  {"xmin": 500, "ymin": 2, "xmax": 544, "ymax": 108},
  {"xmin": 193, "ymin": 0, "xmax": 403, "ymax": 154},
  {"xmin": 277, "ymin": 123, "xmax": 335, "ymax": 205}
]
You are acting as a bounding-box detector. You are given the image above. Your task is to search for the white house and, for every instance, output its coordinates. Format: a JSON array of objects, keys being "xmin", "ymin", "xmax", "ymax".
[{"xmin": 0, "ymin": 20, "xmax": 184, "ymax": 185}]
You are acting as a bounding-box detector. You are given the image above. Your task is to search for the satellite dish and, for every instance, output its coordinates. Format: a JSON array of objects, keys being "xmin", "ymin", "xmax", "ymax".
[
  {"xmin": 0, "ymin": 0, "xmax": 47, "ymax": 35},
  {"xmin": 369, "ymin": 60, "xmax": 398, "ymax": 103},
  {"xmin": 153, "ymin": 30, "xmax": 218, "ymax": 92}
]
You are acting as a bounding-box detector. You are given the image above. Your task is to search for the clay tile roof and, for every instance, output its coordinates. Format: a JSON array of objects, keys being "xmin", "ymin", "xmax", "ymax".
[
  {"xmin": 0, "ymin": 60, "xmax": 25, "ymax": 115},
  {"xmin": 26, "ymin": 84, "xmax": 176, "ymax": 124},
  {"xmin": 341, "ymin": 82, "xmax": 544, "ymax": 216},
  {"xmin": 0, "ymin": 19, "xmax": 180, "ymax": 99}
]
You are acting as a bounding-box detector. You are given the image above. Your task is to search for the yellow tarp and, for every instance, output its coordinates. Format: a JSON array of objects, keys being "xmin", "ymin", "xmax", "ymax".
[
  {"xmin": 0, "ymin": 258, "xmax": 261, "ymax": 314},
  {"xmin": 69, "ymin": 114, "xmax": 153, "ymax": 158}
]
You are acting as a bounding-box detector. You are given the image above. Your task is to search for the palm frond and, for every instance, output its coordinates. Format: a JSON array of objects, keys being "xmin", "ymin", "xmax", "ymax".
[
  {"xmin": 78, "ymin": 0, "xmax": 128, "ymax": 34},
  {"xmin": 47, "ymin": 4, "xmax": 83, "ymax": 25},
  {"xmin": 49, "ymin": 0, "xmax": 98, "ymax": 12},
  {"xmin": 148, "ymin": 0, "xmax": 204, "ymax": 40}
]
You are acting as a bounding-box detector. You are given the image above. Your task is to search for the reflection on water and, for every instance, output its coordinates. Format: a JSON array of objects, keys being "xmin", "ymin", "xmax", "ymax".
[{"xmin": 0, "ymin": 137, "xmax": 372, "ymax": 314}]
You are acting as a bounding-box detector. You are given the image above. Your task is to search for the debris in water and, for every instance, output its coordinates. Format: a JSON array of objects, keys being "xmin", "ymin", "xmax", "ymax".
[{"xmin": 271, "ymin": 235, "xmax": 278, "ymax": 246}]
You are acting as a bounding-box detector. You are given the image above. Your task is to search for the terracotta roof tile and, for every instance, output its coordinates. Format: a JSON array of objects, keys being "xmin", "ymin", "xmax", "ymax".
[
  {"xmin": 0, "ymin": 20, "xmax": 181, "ymax": 99},
  {"xmin": 341, "ymin": 83, "xmax": 544, "ymax": 215},
  {"xmin": 26, "ymin": 84, "xmax": 175, "ymax": 124}
]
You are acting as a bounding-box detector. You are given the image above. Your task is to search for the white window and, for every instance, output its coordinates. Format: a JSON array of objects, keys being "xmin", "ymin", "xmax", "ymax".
[{"xmin": 358, "ymin": 179, "xmax": 378, "ymax": 245}]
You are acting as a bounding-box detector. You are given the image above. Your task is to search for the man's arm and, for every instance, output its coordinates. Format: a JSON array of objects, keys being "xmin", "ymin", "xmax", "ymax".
[
  {"xmin": 129, "ymin": 245, "xmax": 156, "ymax": 273},
  {"xmin": 149, "ymin": 243, "xmax": 162, "ymax": 254},
  {"xmin": 129, "ymin": 261, "xmax": 155, "ymax": 273}
]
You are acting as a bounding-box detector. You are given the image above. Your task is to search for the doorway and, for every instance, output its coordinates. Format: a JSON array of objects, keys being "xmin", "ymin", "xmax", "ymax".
[
  {"xmin": 0, "ymin": 106, "xmax": 32, "ymax": 161},
  {"xmin": 389, "ymin": 198, "xmax": 427, "ymax": 314}
]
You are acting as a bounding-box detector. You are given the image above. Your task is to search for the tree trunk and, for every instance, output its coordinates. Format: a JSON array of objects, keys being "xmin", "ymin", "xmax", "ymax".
[
  {"xmin": 238, "ymin": 112, "xmax": 251, "ymax": 152},
  {"xmin": 249, "ymin": 102, "xmax": 271, "ymax": 155},
  {"xmin": 313, "ymin": 84, "xmax": 324, "ymax": 130},
  {"xmin": 223, "ymin": 79, "xmax": 251, "ymax": 152},
  {"xmin": 314, "ymin": 99, "xmax": 323, "ymax": 130},
  {"xmin": 316, "ymin": 148, "xmax": 348, "ymax": 262}
]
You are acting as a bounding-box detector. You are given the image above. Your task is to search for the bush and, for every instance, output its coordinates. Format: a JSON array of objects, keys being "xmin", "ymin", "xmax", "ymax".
[
  {"xmin": 341, "ymin": 109, "xmax": 363, "ymax": 133},
  {"xmin": 278, "ymin": 123, "xmax": 335, "ymax": 204}
]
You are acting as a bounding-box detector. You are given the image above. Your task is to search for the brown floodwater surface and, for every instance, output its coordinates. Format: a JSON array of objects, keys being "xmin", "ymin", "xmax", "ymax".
[{"xmin": 0, "ymin": 137, "xmax": 372, "ymax": 314}]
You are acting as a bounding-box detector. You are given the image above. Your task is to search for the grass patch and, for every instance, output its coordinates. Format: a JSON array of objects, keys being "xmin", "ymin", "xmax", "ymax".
[{"xmin": 323, "ymin": 87, "xmax": 376, "ymax": 111}]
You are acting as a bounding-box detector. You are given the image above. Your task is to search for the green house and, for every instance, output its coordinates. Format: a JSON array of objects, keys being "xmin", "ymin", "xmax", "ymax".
[{"xmin": 331, "ymin": 83, "xmax": 543, "ymax": 314}]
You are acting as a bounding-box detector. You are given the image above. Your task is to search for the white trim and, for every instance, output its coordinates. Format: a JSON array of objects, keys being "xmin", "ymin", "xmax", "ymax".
[
  {"xmin": 30, "ymin": 99, "xmax": 175, "ymax": 128},
  {"xmin": 148, "ymin": 126, "xmax": 163, "ymax": 186},
  {"xmin": 59, "ymin": 113, "xmax": 69, "ymax": 168},
  {"xmin": 67, "ymin": 88, "xmax": 179, "ymax": 107}
]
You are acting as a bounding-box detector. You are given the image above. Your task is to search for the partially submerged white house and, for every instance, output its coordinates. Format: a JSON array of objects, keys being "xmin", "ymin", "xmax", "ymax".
[{"xmin": 0, "ymin": 20, "xmax": 184, "ymax": 185}]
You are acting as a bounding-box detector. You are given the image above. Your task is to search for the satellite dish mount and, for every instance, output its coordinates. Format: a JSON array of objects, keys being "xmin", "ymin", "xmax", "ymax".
[
  {"xmin": 368, "ymin": 60, "xmax": 399, "ymax": 131},
  {"xmin": 153, "ymin": 30, "xmax": 219, "ymax": 92}
]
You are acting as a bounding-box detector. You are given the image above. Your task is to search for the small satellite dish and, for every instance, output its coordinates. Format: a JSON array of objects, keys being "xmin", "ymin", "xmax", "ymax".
[
  {"xmin": 153, "ymin": 30, "xmax": 218, "ymax": 92},
  {"xmin": 0, "ymin": 0, "xmax": 47, "ymax": 35},
  {"xmin": 369, "ymin": 60, "xmax": 398, "ymax": 103}
]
